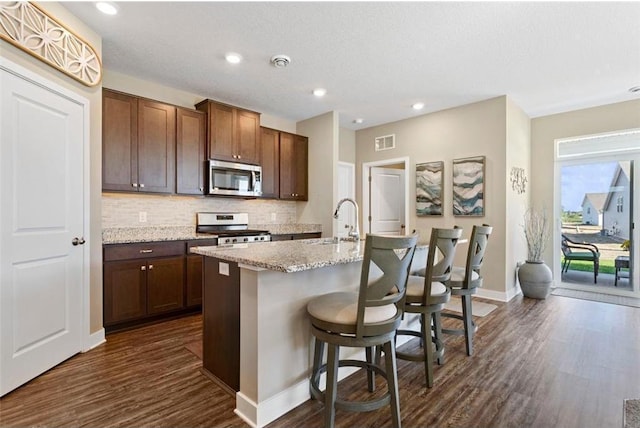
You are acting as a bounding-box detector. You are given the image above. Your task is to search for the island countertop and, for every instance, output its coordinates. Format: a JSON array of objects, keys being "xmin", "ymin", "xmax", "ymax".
[
  {"xmin": 191, "ymin": 238, "xmax": 428, "ymax": 273},
  {"xmin": 191, "ymin": 238, "xmax": 365, "ymax": 273}
]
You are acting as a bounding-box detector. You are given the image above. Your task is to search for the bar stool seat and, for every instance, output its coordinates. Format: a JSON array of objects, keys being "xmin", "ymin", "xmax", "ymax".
[{"xmin": 308, "ymin": 234, "xmax": 418, "ymax": 428}]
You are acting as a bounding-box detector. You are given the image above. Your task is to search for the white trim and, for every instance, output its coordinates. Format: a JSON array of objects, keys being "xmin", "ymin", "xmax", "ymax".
[
  {"xmin": 476, "ymin": 287, "xmax": 519, "ymax": 302},
  {"xmin": 361, "ymin": 156, "xmax": 410, "ymax": 235},
  {"xmin": 0, "ymin": 56, "xmax": 92, "ymax": 357},
  {"xmin": 84, "ymin": 329, "xmax": 106, "ymax": 352}
]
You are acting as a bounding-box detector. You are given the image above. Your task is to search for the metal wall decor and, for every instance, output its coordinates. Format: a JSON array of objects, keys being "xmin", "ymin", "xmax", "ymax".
[
  {"xmin": 0, "ymin": 1, "xmax": 102, "ymax": 86},
  {"xmin": 510, "ymin": 167, "xmax": 527, "ymax": 194},
  {"xmin": 416, "ymin": 161, "xmax": 443, "ymax": 216},
  {"xmin": 452, "ymin": 156, "xmax": 485, "ymax": 216}
]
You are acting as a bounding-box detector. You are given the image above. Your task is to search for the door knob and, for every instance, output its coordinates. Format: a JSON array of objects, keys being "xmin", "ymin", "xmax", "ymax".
[{"xmin": 72, "ymin": 237, "xmax": 85, "ymax": 246}]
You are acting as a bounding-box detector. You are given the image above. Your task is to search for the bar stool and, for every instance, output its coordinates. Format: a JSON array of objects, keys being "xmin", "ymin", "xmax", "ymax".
[
  {"xmin": 308, "ymin": 233, "xmax": 418, "ymax": 428},
  {"xmin": 442, "ymin": 224, "xmax": 492, "ymax": 356},
  {"xmin": 396, "ymin": 227, "xmax": 462, "ymax": 388}
]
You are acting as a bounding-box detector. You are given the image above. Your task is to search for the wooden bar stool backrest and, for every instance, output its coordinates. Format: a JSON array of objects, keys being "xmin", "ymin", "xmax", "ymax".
[
  {"xmin": 459, "ymin": 224, "xmax": 493, "ymax": 290},
  {"xmin": 420, "ymin": 228, "xmax": 463, "ymax": 305}
]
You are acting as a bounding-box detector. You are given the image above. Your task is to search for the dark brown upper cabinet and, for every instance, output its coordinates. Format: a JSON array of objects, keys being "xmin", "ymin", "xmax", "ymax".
[
  {"xmin": 259, "ymin": 127, "xmax": 280, "ymax": 199},
  {"xmin": 103, "ymin": 89, "xmax": 176, "ymax": 193},
  {"xmin": 196, "ymin": 99, "xmax": 260, "ymax": 165},
  {"xmin": 176, "ymin": 108, "xmax": 206, "ymax": 195},
  {"xmin": 279, "ymin": 132, "xmax": 308, "ymax": 201}
]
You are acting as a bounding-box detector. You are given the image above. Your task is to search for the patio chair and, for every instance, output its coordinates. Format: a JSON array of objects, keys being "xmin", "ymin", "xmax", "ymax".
[{"xmin": 561, "ymin": 234, "xmax": 600, "ymax": 283}]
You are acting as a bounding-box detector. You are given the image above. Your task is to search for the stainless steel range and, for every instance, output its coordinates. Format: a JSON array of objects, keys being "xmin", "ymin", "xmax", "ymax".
[{"xmin": 196, "ymin": 212, "xmax": 271, "ymax": 245}]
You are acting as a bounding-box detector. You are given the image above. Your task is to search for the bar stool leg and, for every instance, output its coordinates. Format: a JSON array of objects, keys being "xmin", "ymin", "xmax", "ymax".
[
  {"xmin": 324, "ymin": 343, "xmax": 340, "ymax": 428},
  {"xmin": 461, "ymin": 295, "xmax": 474, "ymax": 356},
  {"xmin": 383, "ymin": 338, "xmax": 401, "ymax": 428},
  {"xmin": 420, "ymin": 313, "xmax": 434, "ymax": 388}
]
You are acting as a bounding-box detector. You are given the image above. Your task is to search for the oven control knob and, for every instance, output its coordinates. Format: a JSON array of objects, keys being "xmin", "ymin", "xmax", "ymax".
[
  {"xmin": 243, "ymin": 237, "xmax": 248, "ymax": 242},
  {"xmin": 232, "ymin": 238, "xmax": 237, "ymax": 243}
]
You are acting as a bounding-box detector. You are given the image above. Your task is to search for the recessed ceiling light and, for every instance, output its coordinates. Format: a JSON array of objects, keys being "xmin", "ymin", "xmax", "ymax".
[
  {"xmin": 353, "ymin": 118, "xmax": 364, "ymax": 124},
  {"xmin": 313, "ymin": 88, "xmax": 327, "ymax": 97},
  {"xmin": 412, "ymin": 102, "xmax": 425, "ymax": 110},
  {"xmin": 629, "ymin": 86, "xmax": 640, "ymax": 93},
  {"xmin": 225, "ymin": 53, "xmax": 242, "ymax": 64},
  {"xmin": 95, "ymin": 2, "xmax": 118, "ymax": 15}
]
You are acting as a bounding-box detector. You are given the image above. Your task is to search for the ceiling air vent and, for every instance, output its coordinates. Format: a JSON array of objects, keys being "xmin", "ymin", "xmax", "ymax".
[{"xmin": 374, "ymin": 134, "xmax": 395, "ymax": 151}]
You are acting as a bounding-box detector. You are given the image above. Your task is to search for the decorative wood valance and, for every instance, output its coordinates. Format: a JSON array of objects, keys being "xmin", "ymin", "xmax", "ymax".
[{"xmin": 0, "ymin": 1, "xmax": 102, "ymax": 86}]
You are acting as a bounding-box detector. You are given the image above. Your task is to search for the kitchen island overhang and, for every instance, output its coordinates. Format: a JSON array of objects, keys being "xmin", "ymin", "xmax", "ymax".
[{"xmin": 191, "ymin": 239, "xmax": 427, "ymax": 428}]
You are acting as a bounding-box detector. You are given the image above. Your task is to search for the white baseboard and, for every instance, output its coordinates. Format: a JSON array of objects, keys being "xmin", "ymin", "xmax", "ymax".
[
  {"xmin": 83, "ymin": 328, "xmax": 105, "ymax": 352},
  {"xmin": 476, "ymin": 287, "xmax": 520, "ymax": 302}
]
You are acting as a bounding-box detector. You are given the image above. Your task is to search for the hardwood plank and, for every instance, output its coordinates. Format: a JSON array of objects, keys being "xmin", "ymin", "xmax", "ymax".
[{"xmin": 1, "ymin": 295, "xmax": 639, "ymax": 428}]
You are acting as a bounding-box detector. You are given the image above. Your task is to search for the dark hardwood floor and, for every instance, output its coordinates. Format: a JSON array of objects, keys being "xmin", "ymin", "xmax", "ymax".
[{"xmin": 1, "ymin": 294, "xmax": 639, "ymax": 427}]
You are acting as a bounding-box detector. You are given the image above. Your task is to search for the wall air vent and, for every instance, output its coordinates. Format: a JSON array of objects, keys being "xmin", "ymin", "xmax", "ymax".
[{"xmin": 374, "ymin": 134, "xmax": 395, "ymax": 151}]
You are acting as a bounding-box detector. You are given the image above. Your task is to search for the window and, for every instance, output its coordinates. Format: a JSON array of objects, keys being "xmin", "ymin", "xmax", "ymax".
[
  {"xmin": 617, "ymin": 196, "xmax": 624, "ymax": 213},
  {"xmin": 587, "ymin": 207, "xmax": 591, "ymax": 214}
]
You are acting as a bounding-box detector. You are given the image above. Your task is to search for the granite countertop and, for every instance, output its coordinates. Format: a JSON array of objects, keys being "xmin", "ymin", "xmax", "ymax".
[
  {"xmin": 191, "ymin": 238, "xmax": 366, "ymax": 273},
  {"xmin": 190, "ymin": 238, "xmax": 428, "ymax": 273},
  {"xmin": 102, "ymin": 224, "xmax": 323, "ymax": 245}
]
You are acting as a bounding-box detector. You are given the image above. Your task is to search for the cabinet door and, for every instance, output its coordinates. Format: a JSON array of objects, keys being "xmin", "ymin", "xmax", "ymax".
[
  {"xmin": 104, "ymin": 260, "xmax": 147, "ymax": 325},
  {"xmin": 235, "ymin": 109, "xmax": 260, "ymax": 164},
  {"xmin": 147, "ymin": 256, "xmax": 185, "ymax": 315},
  {"xmin": 138, "ymin": 100, "xmax": 176, "ymax": 193},
  {"xmin": 103, "ymin": 90, "xmax": 138, "ymax": 191},
  {"xmin": 259, "ymin": 127, "xmax": 280, "ymax": 198},
  {"xmin": 279, "ymin": 132, "xmax": 308, "ymax": 200},
  {"xmin": 186, "ymin": 255, "xmax": 203, "ymax": 307},
  {"xmin": 208, "ymin": 103, "xmax": 235, "ymax": 161},
  {"xmin": 293, "ymin": 134, "xmax": 309, "ymax": 201},
  {"xmin": 279, "ymin": 132, "xmax": 296, "ymax": 200},
  {"xmin": 177, "ymin": 108, "xmax": 206, "ymax": 195}
]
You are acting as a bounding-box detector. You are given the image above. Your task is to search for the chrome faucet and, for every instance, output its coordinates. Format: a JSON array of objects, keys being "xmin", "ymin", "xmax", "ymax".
[{"xmin": 333, "ymin": 198, "xmax": 360, "ymax": 241}]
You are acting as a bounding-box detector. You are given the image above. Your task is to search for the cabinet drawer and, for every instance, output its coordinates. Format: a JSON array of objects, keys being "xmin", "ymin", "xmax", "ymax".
[{"xmin": 104, "ymin": 241, "xmax": 185, "ymax": 261}]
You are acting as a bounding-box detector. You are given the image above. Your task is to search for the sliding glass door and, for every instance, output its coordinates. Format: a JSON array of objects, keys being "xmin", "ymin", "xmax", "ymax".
[{"xmin": 555, "ymin": 129, "xmax": 640, "ymax": 297}]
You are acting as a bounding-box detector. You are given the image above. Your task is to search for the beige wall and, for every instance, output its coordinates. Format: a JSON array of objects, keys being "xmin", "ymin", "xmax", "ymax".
[
  {"xmin": 531, "ymin": 100, "xmax": 640, "ymax": 268},
  {"xmin": 339, "ymin": 127, "xmax": 356, "ymax": 163},
  {"xmin": 104, "ymin": 70, "xmax": 297, "ymax": 132},
  {"xmin": 506, "ymin": 98, "xmax": 531, "ymax": 297},
  {"xmin": 355, "ymin": 97, "xmax": 518, "ymax": 299},
  {"xmin": 0, "ymin": 2, "xmax": 103, "ymax": 333},
  {"xmin": 297, "ymin": 112, "xmax": 339, "ymax": 237}
]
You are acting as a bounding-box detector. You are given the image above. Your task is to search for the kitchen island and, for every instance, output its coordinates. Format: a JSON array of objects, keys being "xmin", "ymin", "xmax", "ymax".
[{"xmin": 191, "ymin": 238, "xmax": 426, "ymax": 428}]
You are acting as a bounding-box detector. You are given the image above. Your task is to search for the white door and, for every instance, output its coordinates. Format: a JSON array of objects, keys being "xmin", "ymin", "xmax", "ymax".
[
  {"xmin": 336, "ymin": 162, "xmax": 356, "ymax": 238},
  {"xmin": 0, "ymin": 63, "xmax": 86, "ymax": 396},
  {"xmin": 370, "ymin": 167, "xmax": 405, "ymax": 235}
]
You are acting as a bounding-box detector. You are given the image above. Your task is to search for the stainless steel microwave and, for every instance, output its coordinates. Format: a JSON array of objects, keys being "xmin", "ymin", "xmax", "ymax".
[{"xmin": 208, "ymin": 159, "xmax": 262, "ymax": 197}]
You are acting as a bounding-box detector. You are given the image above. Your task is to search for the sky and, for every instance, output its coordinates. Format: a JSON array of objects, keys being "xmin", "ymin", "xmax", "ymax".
[{"xmin": 561, "ymin": 162, "xmax": 618, "ymax": 212}]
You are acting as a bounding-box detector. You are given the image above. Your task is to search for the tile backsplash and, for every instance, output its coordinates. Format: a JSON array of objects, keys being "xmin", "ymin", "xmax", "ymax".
[{"xmin": 102, "ymin": 193, "xmax": 298, "ymax": 228}]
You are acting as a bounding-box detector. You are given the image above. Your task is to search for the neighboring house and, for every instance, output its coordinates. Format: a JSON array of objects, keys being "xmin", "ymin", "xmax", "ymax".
[
  {"xmin": 602, "ymin": 161, "xmax": 631, "ymax": 238},
  {"xmin": 581, "ymin": 193, "xmax": 606, "ymax": 225}
]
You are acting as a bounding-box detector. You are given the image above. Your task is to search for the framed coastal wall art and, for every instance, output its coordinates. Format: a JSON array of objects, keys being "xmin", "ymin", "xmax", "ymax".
[
  {"xmin": 452, "ymin": 156, "xmax": 485, "ymax": 216},
  {"xmin": 416, "ymin": 161, "xmax": 444, "ymax": 216}
]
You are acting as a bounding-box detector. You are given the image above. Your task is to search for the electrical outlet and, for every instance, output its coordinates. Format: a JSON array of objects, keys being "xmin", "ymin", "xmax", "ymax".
[
  {"xmin": 139, "ymin": 211, "xmax": 147, "ymax": 223},
  {"xmin": 271, "ymin": 212, "xmax": 277, "ymax": 221}
]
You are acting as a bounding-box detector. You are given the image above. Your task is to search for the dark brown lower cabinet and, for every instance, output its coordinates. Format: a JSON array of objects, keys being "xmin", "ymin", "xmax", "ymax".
[
  {"xmin": 185, "ymin": 254, "xmax": 204, "ymax": 307},
  {"xmin": 202, "ymin": 257, "xmax": 240, "ymax": 394},
  {"xmin": 103, "ymin": 259, "xmax": 147, "ymax": 325},
  {"xmin": 147, "ymin": 257, "xmax": 185, "ymax": 315},
  {"xmin": 270, "ymin": 232, "xmax": 321, "ymax": 241}
]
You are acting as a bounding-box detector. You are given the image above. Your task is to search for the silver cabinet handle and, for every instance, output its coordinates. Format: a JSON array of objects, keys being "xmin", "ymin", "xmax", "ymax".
[
  {"xmin": 139, "ymin": 183, "xmax": 145, "ymax": 188},
  {"xmin": 141, "ymin": 266, "xmax": 146, "ymax": 271},
  {"xmin": 148, "ymin": 264, "xmax": 154, "ymax": 270},
  {"xmin": 132, "ymin": 183, "xmax": 138, "ymax": 187},
  {"xmin": 237, "ymin": 155, "xmax": 241, "ymax": 159},
  {"xmin": 199, "ymin": 187, "xmax": 204, "ymax": 192},
  {"xmin": 140, "ymin": 249, "xmax": 153, "ymax": 254}
]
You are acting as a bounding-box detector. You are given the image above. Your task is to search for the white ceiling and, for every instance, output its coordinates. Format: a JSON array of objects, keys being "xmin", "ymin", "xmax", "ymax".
[{"xmin": 62, "ymin": 1, "xmax": 640, "ymax": 130}]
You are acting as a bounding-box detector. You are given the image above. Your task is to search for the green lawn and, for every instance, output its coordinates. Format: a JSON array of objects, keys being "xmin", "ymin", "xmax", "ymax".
[{"xmin": 561, "ymin": 258, "xmax": 615, "ymax": 275}]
